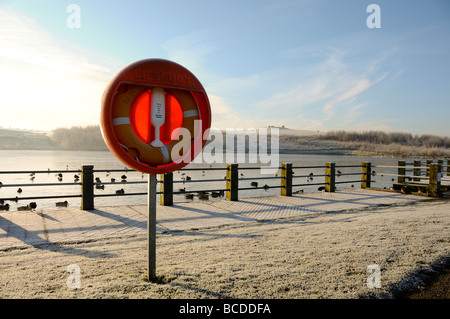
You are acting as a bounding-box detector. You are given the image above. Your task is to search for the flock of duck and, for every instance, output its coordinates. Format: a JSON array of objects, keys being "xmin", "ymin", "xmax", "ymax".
[
  {"xmin": 0, "ymin": 168, "xmax": 379, "ymax": 212},
  {"xmin": 0, "ymin": 170, "xmax": 134, "ymax": 211},
  {"xmin": 0, "ymin": 171, "xmax": 80, "ymax": 211},
  {"xmin": 178, "ymin": 189, "xmax": 225, "ymax": 201}
]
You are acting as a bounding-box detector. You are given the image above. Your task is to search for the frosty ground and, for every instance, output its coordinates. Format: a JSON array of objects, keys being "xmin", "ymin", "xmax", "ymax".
[{"xmin": 0, "ymin": 199, "xmax": 448, "ymax": 299}]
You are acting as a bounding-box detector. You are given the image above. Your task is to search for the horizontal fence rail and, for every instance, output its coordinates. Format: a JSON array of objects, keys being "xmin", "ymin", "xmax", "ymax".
[{"xmin": 0, "ymin": 158, "xmax": 449, "ymax": 211}]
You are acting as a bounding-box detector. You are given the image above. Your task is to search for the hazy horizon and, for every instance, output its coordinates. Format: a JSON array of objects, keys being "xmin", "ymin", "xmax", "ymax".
[{"xmin": 1, "ymin": 125, "xmax": 449, "ymax": 139}]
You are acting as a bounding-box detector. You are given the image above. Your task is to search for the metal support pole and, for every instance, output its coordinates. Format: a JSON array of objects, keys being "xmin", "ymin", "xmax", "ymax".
[
  {"xmin": 147, "ymin": 174, "xmax": 157, "ymax": 281},
  {"xmin": 81, "ymin": 165, "xmax": 94, "ymax": 210},
  {"xmin": 160, "ymin": 172, "xmax": 173, "ymax": 206},
  {"xmin": 281, "ymin": 163, "xmax": 292, "ymax": 196},
  {"xmin": 226, "ymin": 163, "xmax": 239, "ymax": 201},
  {"xmin": 438, "ymin": 160, "xmax": 443, "ymax": 179},
  {"xmin": 361, "ymin": 162, "xmax": 371, "ymax": 189},
  {"xmin": 325, "ymin": 162, "xmax": 335, "ymax": 192}
]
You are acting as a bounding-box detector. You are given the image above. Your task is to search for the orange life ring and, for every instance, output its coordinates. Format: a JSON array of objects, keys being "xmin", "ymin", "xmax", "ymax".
[{"xmin": 111, "ymin": 84, "xmax": 200, "ymax": 167}]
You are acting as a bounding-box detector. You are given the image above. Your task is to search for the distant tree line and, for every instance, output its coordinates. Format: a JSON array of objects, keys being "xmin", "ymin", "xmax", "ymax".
[
  {"xmin": 322, "ymin": 130, "xmax": 450, "ymax": 148},
  {"xmin": 47, "ymin": 126, "xmax": 450, "ymax": 158},
  {"xmin": 51, "ymin": 125, "xmax": 108, "ymax": 151}
]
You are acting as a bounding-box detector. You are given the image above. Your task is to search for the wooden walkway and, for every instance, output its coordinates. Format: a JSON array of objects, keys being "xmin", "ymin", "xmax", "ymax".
[{"xmin": 0, "ymin": 189, "xmax": 435, "ymax": 249}]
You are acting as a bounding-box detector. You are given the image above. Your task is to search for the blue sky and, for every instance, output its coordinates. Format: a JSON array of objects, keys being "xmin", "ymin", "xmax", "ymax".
[{"xmin": 0, "ymin": 0, "xmax": 449, "ymax": 136}]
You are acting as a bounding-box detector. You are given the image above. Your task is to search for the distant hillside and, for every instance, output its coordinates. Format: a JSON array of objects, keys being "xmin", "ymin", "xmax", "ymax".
[
  {"xmin": 0, "ymin": 126, "xmax": 107, "ymax": 151},
  {"xmin": 322, "ymin": 130, "xmax": 450, "ymax": 148},
  {"xmin": 314, "ymin": 130, "xmax": 450, "ymax": 158},
  {"xmin": 0, "ymin": 128, "xmax": 57, "ymax": 150},
  {"xmin": 1, "ymin": 126, "xmax": 449, "ymax": 158}
]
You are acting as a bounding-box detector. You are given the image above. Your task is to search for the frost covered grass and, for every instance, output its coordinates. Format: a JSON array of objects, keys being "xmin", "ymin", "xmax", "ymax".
[{"xmin": 0, "ymin": 200, "xmax": 448, "ymax": 299}]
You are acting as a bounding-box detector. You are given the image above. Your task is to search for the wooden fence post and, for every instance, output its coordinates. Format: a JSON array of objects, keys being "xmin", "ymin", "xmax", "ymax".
[
  {"xmin": 413, "ymin": 160, "xmax": 421, "ymax": 182},
  {"xmin": 426, "ymin": 159, "xmax": 432, "ymax": 176},
  {"xmin": 447, "ymin": 158, "xmax": 450, "ymax": 177},
  {"xmin": 325, "ymin": 162, "xmax": 335, "ymax": 192},
  {"xmin": 398, "ymin": 160, "xmax": 405, "ymax": 184},
  {"xmin": 81, "ymin": 165, "xmax": 94, "ymax": 210},
  {"xmin": 226, "ymin": 163, "xmax": 239, "ymax": 201},
  {"xmin": 281, "ymin": 163, "xmax": 292, "ymax": 196},
  {"xmin": 160, "ymin": 172, "xmax": 173, "ymax": 206},
  {"xmin": 361, "ymin": 162, "xmax": 371, "ymax": 189},
  {"xmin": 428, "ymin": 163, "xmax": 441, "ymax": 196}
]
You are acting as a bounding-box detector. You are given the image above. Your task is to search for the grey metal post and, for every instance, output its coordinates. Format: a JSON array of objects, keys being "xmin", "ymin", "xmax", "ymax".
[
  {"xmin": 81, "ymin": 165, "xmax": 94, "ymax": 210},
  {"xmin": 147, "ymin": 174, "xmax": 157, "ymax": 281}
]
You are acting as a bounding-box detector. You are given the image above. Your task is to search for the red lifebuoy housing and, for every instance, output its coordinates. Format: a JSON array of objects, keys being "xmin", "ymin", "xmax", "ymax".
[{"xmin": 101, "ymin": 59, "xmax": 211, "ymax": 174}]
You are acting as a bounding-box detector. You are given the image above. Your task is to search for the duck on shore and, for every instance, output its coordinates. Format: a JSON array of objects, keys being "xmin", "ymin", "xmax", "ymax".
[
  {"xmin": 401, "ymin": 186, "xmax": 411, "ymax": 195},
  {"xmin": 56, "ymin": 201, "xmax": 69, "ymax": 207},
  {"xmin": 18, "ymin": 202, "xmax": 37, "ymax": 211},
  {"xmin": 184, "ymin": 193, "xmax": 194, "ymax": 200},
  {"xmin": 211, "ymin": 190, "xmax": 224, "ymax": 198},
  {"xmin": 198, "ymin": 193, "xmax": 209, "ymax": 200}
]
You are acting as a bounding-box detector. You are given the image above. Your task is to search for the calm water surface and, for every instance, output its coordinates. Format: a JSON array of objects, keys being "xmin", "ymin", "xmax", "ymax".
[{"xmin": 0, "ymin": 150, "xmax": 406, "ymax": 211}]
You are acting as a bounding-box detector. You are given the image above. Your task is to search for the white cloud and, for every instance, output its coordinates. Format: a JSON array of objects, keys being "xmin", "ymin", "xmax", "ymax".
[
  {"xmin": 207, "ymin": 94, "xmax": 259, "ymax": 129},
  {"xmin": 158, "ymin": 26, "xmax": 398, "ymax": 133},
  {"xmin": 0, "ymin": 8, "xmax": 117, "ymax": 131},
  {"xmin": 159, "ymin": 26, "xmax": 400, "ymax": 133},
  {"xmin": 254, "ymin": 44, "xmax": 395, "ymax": 131}
]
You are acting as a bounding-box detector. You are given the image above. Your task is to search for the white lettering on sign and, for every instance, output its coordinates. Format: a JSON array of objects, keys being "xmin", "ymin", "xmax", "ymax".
[{"xmin": 134, "ymin": 69, "xmax": 191, "ymax": 86}]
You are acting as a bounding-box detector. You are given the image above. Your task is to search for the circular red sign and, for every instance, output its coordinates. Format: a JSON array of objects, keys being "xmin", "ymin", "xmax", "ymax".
[{"xmin": 100, "ymin": 59, "xmax": 211, "ymax": 174}]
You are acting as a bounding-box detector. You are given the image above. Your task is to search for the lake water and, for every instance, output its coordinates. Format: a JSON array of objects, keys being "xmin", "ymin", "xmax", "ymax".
[{"xmin": 0, "ymin": 150, "xmax": 408, "ymax": 211}]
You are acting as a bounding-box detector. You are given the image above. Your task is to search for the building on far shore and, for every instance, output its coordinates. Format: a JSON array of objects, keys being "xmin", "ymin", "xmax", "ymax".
[{"xmin": 268, "ymin": 125, "xmax": 288, "ymax": 130}]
